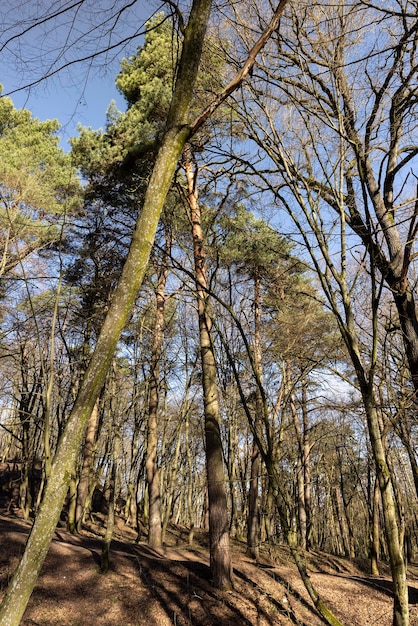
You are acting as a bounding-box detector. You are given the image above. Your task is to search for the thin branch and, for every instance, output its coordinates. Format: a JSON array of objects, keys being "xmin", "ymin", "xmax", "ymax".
[{"xmin": 190, "ymin": 0, "xmax": 288, "ymax": 134}]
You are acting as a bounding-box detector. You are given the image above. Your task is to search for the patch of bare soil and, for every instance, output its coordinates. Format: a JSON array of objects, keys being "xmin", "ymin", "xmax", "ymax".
[{"xmin": 0, "ymin": 512, "xmax": 417, "ymax": 626}]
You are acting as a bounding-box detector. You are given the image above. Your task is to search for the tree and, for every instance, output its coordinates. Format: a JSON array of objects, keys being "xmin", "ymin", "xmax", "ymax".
[
  {"xmin": 231, "ymin": 3, "xmax": 415, "ymax": 622},
  {"xmin": 220, "ymin": 205, "xmax": 292, "ymax": 559},
  {"xmin": 239, "ymin": 0, "xmax": 418, "ymax": 397},
  {"xmin": 182, "ymin": 146, "xmax": 233, "ymax": 588},
  {"xmin": 219, "ymin": 278, "xmax": 347, "ymax": 626},
  {"xmin": 144, "ymin": 230, "xmax": 172, "ymax": 548},
  {"xmin": 0, "ymin": 2, "xmax": 288, "ymax": 623},
  {"xmin": 70, "ymin": 15, "xmax": 180, "ymax": 546},
  {"xmin": 0, "ymin": 93, "xmax": 81, "ymax": 282},
  {"xmin": 197, "ymin": 201, "xmax": 347, "ymax": 624}
]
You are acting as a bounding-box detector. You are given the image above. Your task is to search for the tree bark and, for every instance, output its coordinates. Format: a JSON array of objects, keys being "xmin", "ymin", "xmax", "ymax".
[
  {"xmin": 146, "ymin": 247, "xmax": 169, "ymax": 548},
  {"xmin": 247, "ymin": 275, "xmax": 262, "ymax": 560},
  {"xmin": 185, "ymin": 151, "xmax": 233, "ymax": 590},
  {"xmin": 73, "ymin": 398, "xmax": 100, "ymax": 533},
  {"xmin": 0, "ymin": 2, "xmax": 212, "ymax": 622}
]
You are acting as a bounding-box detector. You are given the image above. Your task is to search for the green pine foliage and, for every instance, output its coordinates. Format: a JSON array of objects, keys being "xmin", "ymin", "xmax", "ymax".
[
  {"xmin": 0, "ymin": 92, "xmax": 82, "ymax": 276},
  {"xmin": 0, "ymin": 94, "xmax": 81, "ymax": 215},
  {"xmin": 71, "ymin": 14, "xmax": 177, "ymax": 178},
  {"xmin": 71, "ymin": 12, "xmax": 227, "ymax": 179},
  {"xmin": 219, "ymin": 205, "xmax": 292, "ymax": 280},
  {"xmin": 116, "ymin": 14, "xmax": 177, "ymax": 116}
]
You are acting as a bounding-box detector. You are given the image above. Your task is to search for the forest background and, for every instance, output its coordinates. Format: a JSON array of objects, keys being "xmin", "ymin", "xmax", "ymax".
[{"xmin": 0, "ymin": 2, "xmax": 417, "ymax": 626}]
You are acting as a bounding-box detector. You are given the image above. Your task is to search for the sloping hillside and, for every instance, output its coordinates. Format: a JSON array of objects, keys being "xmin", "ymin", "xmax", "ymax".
[{"xmin": 1, "ymin": 512, "xmax": 417, "ymax": 626}]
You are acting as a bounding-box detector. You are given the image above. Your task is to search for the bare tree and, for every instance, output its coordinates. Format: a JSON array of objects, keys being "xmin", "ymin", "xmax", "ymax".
[
  {"xmin": 229, "ymin": 4, "xmax": 417, "ymax": 622},
  {"xmin": 0, "ymin": 2, "xmax": 288, "ymax": 623}
]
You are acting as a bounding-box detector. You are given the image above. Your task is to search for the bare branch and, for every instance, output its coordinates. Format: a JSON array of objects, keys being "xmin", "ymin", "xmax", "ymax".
[{"xmin": 190, "ymin": 0, "xmax": 288, "ymax": 134}]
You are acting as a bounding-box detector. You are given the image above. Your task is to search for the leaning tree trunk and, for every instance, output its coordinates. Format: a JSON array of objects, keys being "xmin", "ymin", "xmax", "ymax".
[
  {"xmin": 185, "ymin": 151, "xmax": 233, "ymax": 590},
  {"xmin": 0, "ymin": 3, "xmax": 212, "ymax": 622},
  {"xmin": 360, "ymin": 383, "xmax": 409, "ymax": 626},
  {"xmin": 0, "ymin": 2, "xmax": 289, "ymax": 621}
]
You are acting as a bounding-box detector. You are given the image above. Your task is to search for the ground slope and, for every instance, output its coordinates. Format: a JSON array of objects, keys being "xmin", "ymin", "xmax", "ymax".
[{"xmin": 0, "ymin": 513, "xmax": 417, "ymax": 626}]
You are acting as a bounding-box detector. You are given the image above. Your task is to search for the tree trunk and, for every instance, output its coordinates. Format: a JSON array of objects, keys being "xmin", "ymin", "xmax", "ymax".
[
  {"xmin": 124, "ymin": 462, "xmax": 138, "ymax": 527},
  {"xmin": 301, "ymin": 385, "xmax": 312, "ymax": 549},
  {"xmin": 73, "ymin": 398, "xmax": 100, "ymax": 532},
  {"xmin": 296, "ymin": 455, "xmax": 307, "ymax": 550},
  {"xmin": 288, "ymin": 374, "xmax": 313, "ymax": 551},
  {"xmin": 0, "ymin": 3, "xmax": 212, "ymax": 621},
  {"xmin": 247, "ymin": 439, "xmax": 260, "ymax": 558},
  {"xmin": 101, "ymin": 417, "xmax": 120, "ymax": 573},
  {"xmin": 289, "ymin": 386, "xmax": 307, "ymax": 550},
  {"xmin": 370, "ymin": 476, "xmax": 380, "ymax": 576},
  {"xmin": 361, "ymin": 387, "xmax": 409, "ymax": 626},
  {"xmin": 17, "ymin": 345, "xmax": 39, "ymax": 521},
  {"xmin": 333, "ymin": 484, "xmax": 352, "ymax": 558},
  {"xmin": 146, "ymin": 250, "xmax": 169, "ymax": 548},
  {"xmin": 162, "ymin": 421, "xmax": 182, "ymax": 542},
  {"xmin": 267, "ymin": 461, "xmax": 346, "ymax": 626},
  {"xmin": 185, "ymin": 405, "xmax": 197, "ymax": 544},
  {"xmin": 185, "ymin": 151, "xmax": 233, "ymax": 590},
  {"xmin": 247, "ymin": 275, "xmax": 262, "ymax": 560},
  {"xmin": 222, "ymin": 315, "xmax": 348, "ymax": 626},
  {"xmin": 67, "ymin": 473, "xmax": 77, "ymax": 532},
  {"xmin": 226, "ymin": 401, "xmax": 237, "ymax": 536},
  {"xmin": 392, "ymin": 286, "xmax": 418, "ymax": 393},
  {"xmin": 124, "ymin": 419, "xmax": 143, "ymax": 526}
]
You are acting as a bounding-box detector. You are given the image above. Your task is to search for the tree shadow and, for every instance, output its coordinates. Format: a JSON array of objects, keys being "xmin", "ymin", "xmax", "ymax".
[
  {"xmin": 131, "ymin": 544, "xmax": 256, "ymax": 625},
  {"xmin": 347, "ymin": 575, "xmax": 418, "ymax": 604},
  {"xmin": 233, "ymin": 566, "xmax": 306, "ymax": 625}
]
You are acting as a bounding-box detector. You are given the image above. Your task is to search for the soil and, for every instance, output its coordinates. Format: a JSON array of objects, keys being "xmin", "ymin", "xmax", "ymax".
[{"xmin": 0, "ymin": 510, "xmax": 417, "ymax": 626}]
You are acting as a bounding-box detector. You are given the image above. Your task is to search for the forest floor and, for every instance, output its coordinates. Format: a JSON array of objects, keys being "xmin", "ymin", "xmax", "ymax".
[{"xmin": 0, "ymin": 509, "xmax": 418, "ymax": 626}]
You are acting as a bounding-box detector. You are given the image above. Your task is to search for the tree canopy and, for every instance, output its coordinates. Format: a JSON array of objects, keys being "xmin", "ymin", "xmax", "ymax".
[
  {"xmin": 0, "ymin": 92, "xmax": 81, "ymax": 279},
  {"xmin": 0, "ymin": 3, "xmax": 416, "ymax": 626}
]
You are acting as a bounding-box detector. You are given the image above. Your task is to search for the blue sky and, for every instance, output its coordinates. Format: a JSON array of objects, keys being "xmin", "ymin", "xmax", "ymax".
[
  {"xmin": 3, "ymin": 70, "xmax": 126, "ymax": 149},
  {"xmin": 0, "ymin": 1, "xmax": 156, "ymax": 149}
]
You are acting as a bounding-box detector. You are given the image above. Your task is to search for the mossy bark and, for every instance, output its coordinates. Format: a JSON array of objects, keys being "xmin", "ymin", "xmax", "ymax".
[
  {"xmin": 75, "ymin": 398, "xmax": 100, "ymax": 532},
  {"xmin": 0, "ymin": 2, "xmax": 212, "ymax": 623}
]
